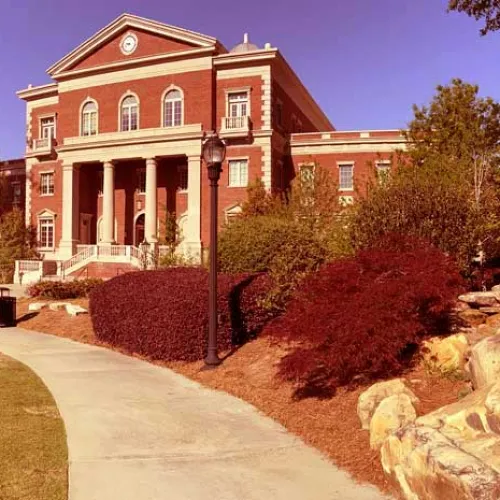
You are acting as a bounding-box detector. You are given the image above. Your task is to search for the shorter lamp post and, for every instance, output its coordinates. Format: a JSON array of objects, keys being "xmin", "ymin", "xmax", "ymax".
[{"xmin": 202, "ymin": 133, "xmax": 227, "ymax": 367}]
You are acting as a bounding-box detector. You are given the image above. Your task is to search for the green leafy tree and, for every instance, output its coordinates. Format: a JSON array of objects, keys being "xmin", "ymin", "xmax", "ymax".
[
  {"xmin": 158, "ymin": 210, "xmax": 183, "ymax": 268},
  {"xmin": 448, "ymin": 0, "xmax": 500, "ymax": 35},
  {"xmin": 0, "ymin": 209, "xmax": 38, "ymax": 283},
  {"xmin": 220, "ymin": 166, "xmax": 351, "ymax": 310},
  {"xmin": 352, "ymin": 79, "xmax": 500, "ymax": 272}
]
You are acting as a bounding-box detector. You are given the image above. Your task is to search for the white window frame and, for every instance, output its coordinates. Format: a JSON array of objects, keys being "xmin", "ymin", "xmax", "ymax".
[
  {"xmin": 228, "ymin": 158, "xmax": 249, "ymax": 188},
  {"xmin": 39, "ymin": 171, "xmax": 55, "ymax": 196},
  {"xmin": 226, "ymin": 88, "xmax": 251, "ymax": 118},
  {"xmin": 38, "ymin": 216, "xmax": 55, "ymax": 250},
  {"xmin": 338, "ymin": 162, "xmax": 354, "ymax": 191},
  {"xmin": 375, "ymin": 160, "xmax": 391, "ymax": 183},
  {"xmin": 119, "ymin": 92, "xmax": 140, "ymax": 132},
  {"xmin": 137, "ymin": 168, "xmax": 146, "ymax": 194},
  {"xmin": 39, "ymin": 114, "xmax": 56, "ymax": 141},
  {"xmin": 162, "ymin": 86, "xmax": 184, "ymax": 127},
  {"xmin": 177, "ymin": 165, "xmax": 188, "ymax": 192},
  {"xmin": 80, "ymin": 99, "xmax": 98, "ymax": 137}
]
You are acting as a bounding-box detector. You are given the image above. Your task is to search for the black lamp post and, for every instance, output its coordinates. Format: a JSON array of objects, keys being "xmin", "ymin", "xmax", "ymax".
[{"xmin": 202, "ymin": 133, "xmax": 227, "ymax": 366}]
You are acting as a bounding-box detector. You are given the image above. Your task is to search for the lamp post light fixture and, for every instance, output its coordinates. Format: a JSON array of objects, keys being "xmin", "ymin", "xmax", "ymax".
[{"xmin": 202, "ymin": 133, "xmax": 227, "ymax": 367}]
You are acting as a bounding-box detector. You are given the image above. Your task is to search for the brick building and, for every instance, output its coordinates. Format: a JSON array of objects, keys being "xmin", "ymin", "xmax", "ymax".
[
  {"xmin": 0, "ymin": 158, "xmax": 26, "ymax": 215},
  {"xmin": 15, "ymin": 13, "xmax": 404, "ymax": 280}
]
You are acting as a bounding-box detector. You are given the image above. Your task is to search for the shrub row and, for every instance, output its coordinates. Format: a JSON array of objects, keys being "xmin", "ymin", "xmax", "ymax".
[
  {"xmin": 28, "ymin": 278, "xmax": 104, "ymax": 299},
  {"xmin": 89, "ymin": 268, "xmax": 274, "ymax": 362},
  {"xmin": 265, "ymin": 235, "xmax": 465, "ymax": 397}
]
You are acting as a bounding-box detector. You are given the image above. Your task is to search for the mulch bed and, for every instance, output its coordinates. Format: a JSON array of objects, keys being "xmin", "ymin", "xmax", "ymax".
[{"xmin": 16, "ymin": 298, "xmax": 468, "ymax": 496}]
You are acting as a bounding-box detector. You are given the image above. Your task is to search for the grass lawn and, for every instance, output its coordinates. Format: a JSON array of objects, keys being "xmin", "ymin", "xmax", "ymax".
[{"xmin": 0, "ymin": 353, "xmax": 68, "ymax": 500}]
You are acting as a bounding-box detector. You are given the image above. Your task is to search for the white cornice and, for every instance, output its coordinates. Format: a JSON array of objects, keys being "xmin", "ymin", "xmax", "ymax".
[
  {"xmin": 47, "ymin": 13, "xmax": 221, "ymax": 77},
  {"xmin": 17, "ymin": 83, "xmax": 58, "ymax": 101},
  {"xmin": 214, "ymin": 49, "xmax": 278, "ymax": 66}
]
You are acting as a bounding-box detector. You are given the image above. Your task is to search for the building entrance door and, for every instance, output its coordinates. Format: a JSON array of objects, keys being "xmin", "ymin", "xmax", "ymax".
[
  {"xmin": 134, "ymin": 213, "xmax": 145, "ymax": 245},
  {"xmin": 79, "ymin": 214, "xmax": 92, "ymax": 244}
]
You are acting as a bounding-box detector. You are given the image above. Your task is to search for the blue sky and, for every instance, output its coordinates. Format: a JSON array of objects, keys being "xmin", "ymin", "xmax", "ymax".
[{"xmin": 0, "ymin": 0, "xmax": 498, "ymax": 159}]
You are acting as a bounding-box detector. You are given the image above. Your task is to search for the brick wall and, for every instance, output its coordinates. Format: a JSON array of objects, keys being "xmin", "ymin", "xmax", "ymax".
[{"xmin": 73, "ymin": 28, "xmax": 198, "ymax": 71}]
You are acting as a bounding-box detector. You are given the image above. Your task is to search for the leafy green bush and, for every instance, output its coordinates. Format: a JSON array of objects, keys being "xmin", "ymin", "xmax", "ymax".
[
  {"xmin": 219, "ymin": 216, "xmax": 328, "ymax": 310},
  {"xmin": 0, "ymin": 209, "xmax": 38, "ymax": 283},
  {"xmin": 28, "ymin": 278, "xmax": 104, "ymax": 299}
]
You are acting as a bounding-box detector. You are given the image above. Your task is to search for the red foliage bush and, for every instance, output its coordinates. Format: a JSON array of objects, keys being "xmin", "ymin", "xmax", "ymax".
[
  {"xmin": 89, "ymin": 268, "xmax": 273, "ymax": 362},
  {"xmin": 265, "ymin": 236, "xmax": 465, "ymax": 397}
]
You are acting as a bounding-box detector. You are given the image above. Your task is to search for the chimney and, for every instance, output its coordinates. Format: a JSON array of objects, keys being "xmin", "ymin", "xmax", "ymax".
[
  {"xmin": 243, "ymin": 33, "xmax": 249, "ymax": 44},
  {"xmin": 264, "ymin": 42, "xmax": 271, "ymax": 50}
]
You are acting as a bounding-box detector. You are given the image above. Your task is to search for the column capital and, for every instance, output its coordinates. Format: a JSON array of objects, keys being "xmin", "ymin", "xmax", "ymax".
[
  {"xmin": 187, "ymin": 155, "xmax": 202, "ymax": 161},
  {"xmin": 102, "ymin": 160, "xmax": 115, "ymax": 167},
  {"xmin": 144, "ymin": 157, "xmax": 157, "ymax": 165}
]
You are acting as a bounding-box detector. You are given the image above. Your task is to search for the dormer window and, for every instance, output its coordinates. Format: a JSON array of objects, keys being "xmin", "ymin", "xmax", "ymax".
[
  {"xmin": 81, "ymin": 101, "xmax": 98, "ymax": 136},
  {"xmin": 120, "ymin": 95, "xmax": 139, "ymax": 131}
]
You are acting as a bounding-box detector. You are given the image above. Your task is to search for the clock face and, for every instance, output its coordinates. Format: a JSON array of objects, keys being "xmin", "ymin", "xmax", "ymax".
[{"xmin": 120, "ymin": 33, "xmax": 138, "ymax": 55}]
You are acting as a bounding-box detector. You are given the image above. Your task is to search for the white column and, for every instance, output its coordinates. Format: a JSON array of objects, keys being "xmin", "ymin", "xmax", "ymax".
[
  {"xmin": 185, "ymin": 155, "xmax": 202, "ymax": 261},
  {"xmin": 59, "ymin": 163, "xmax": 80, "ymax": 258},
  {"xmin": 102, "ymin": 161, "xmax": 115, "ymax": 245},
  {"xmin": 144, "ymin": 158, "xmax": 158, "ymax": 243}
]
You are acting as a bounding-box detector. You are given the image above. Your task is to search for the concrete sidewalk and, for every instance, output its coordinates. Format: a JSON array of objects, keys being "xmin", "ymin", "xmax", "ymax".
[{"xmin": 0, "ymin": 328, "xmax": 389, "ymax": 500}]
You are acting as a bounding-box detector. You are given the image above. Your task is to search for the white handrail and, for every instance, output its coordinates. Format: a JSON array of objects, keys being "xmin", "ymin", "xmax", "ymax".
[
  {"xmin": 223, "ymin": 116, "xmax": 248, "ymax": 130},
  {"xmin": 62, "ymin": 246, "xmax": 96, "ymax": 272}
]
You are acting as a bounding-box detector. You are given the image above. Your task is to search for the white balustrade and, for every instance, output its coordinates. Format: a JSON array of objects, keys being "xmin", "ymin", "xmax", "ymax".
[
  {"xmin": 18, "ymin": 260, "xmax": 43, "ymax": 273},
  {"xmin": 223, "ymin": 116, "xmax": 247, "ymax": 130}
]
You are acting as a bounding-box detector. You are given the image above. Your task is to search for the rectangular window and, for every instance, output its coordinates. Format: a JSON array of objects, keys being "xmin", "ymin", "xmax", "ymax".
[
  {"xmin": 11, "ymin": 181, "xmax": 21, "ymax": 205},
  {"xmin": 339, "ymin": 164, "xmax": 354, "ymax": 191},
  {"xmin": 376, "ymin": 161, "xmax": 391, "ymax": 183},
  {"xmin": 40, "ymin": 117, "xmax": 55, "ymax": 140},
  {"xmin": 39, "ymin": 218, "xmax": 54, "ymax": 249},
  {"xmin": 165, "ymin": 101, "xmax": 182, "ymax": 127},
  {"xmin": 178, "ymin": 165, "xmax": 188, "ymax": 191},
  {"xmin": 137, "ymin": 168, "xmax": 146, "ymax": 194},
  {"xmin": 228, "ymin": 159, "xmax": 248, "ymax": 187},
  {"xmin": 228, "ymin": 92, "xmax": 249, "ymax": 117},
  {"xmin": 121, "ymin": 107, "xmax": 138, "ymax": 131},
  {"xmin": 82, "ymin": 112, "xmax": 97, "ymax": 136},
  {"xmin": 40, "ymin": 172, "xmax": 54, "ymax": 196}
]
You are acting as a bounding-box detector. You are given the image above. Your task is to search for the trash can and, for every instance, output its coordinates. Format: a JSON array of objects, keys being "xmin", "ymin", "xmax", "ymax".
[{"xmin": 0, "ymin": 288, "xmax": 16, "ymax": 327}]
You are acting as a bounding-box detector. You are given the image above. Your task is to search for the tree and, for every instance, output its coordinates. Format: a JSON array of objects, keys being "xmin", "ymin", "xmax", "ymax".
[
  {"xmin": 0, "ymin": 209, "xmax": 38, "ymax": 283},
  {"xmin": 351, "ymin": 79, "xmax": 500, "ymax": 272},
  {"xmin": 448, "ymin": 0, "xmax": 500, "ymax": 35}
]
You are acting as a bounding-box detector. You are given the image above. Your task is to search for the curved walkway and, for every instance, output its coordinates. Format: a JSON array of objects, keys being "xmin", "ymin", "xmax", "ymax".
[{"xmin": 0, "ymin": 328, "xmax": 389, "ymax": 500}]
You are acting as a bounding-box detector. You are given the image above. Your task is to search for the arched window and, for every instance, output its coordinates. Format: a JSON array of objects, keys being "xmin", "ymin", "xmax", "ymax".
[
  {"xmin": 81, "ymin": 101, "xmax": 98, "ymax": 136},
  {"xmin": 120, "ymin": 95, "xmax": 138, "ymax": 131},
  {"xmin": 164, "ymin": 89, "xmax": 183, "ymax": 127}
]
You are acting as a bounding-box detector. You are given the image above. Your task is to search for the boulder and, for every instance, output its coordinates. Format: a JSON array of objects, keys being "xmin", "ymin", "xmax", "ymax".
[
  {"xmin": 422, "ymin": 334, "xmax": 469, "ymax": 373},
  {"xmin": 369, "ymin": 393, "xmax": 417, "ymax": 450},
  {"xmin": 458, "ymin": 292, "xmax": 499, "ymax": 308},
  {"xmin": 357, "ymin": 379, "xmax": 419, "ymax": 430},
  {"xmin": 479, "ymin": 307, "xmax": 500, "ymax": 315},
  {"xmin": 486, "ymin": 313, "xmax": 500, "ymax": 328},
  {"xmin": 49, "ymin": 302, "xmax": 69, "ymax": 311},
  {"xmin": 468, "ymin": 334, "xmax": 500, "ymax": 389},
  {"xmin": 65, "ymin": 304, "xmax": 88, "ymax": 317},
  {"xmin": 458, "ymin": 309, "xmax": 488, "ymax": 327},
  {"xmin": 381, "ymin": 382, "xmax": 500, "ymax": 499},
  {"xmin": 28, "ymin": 302, "xmax": 46, "ymax": 312}
]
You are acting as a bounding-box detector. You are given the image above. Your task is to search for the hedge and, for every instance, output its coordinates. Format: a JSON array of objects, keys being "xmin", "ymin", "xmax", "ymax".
[
  {"xmin": 89, "ymin": 268, "xmax": 273, "ymax": 362},
  {"xmin": 266, "ymin": 235, "xmax": 465, "ymax": 397},
  {"xmin": 28, "ymin": 278, "xmax": 104, "ymax": 299}
]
